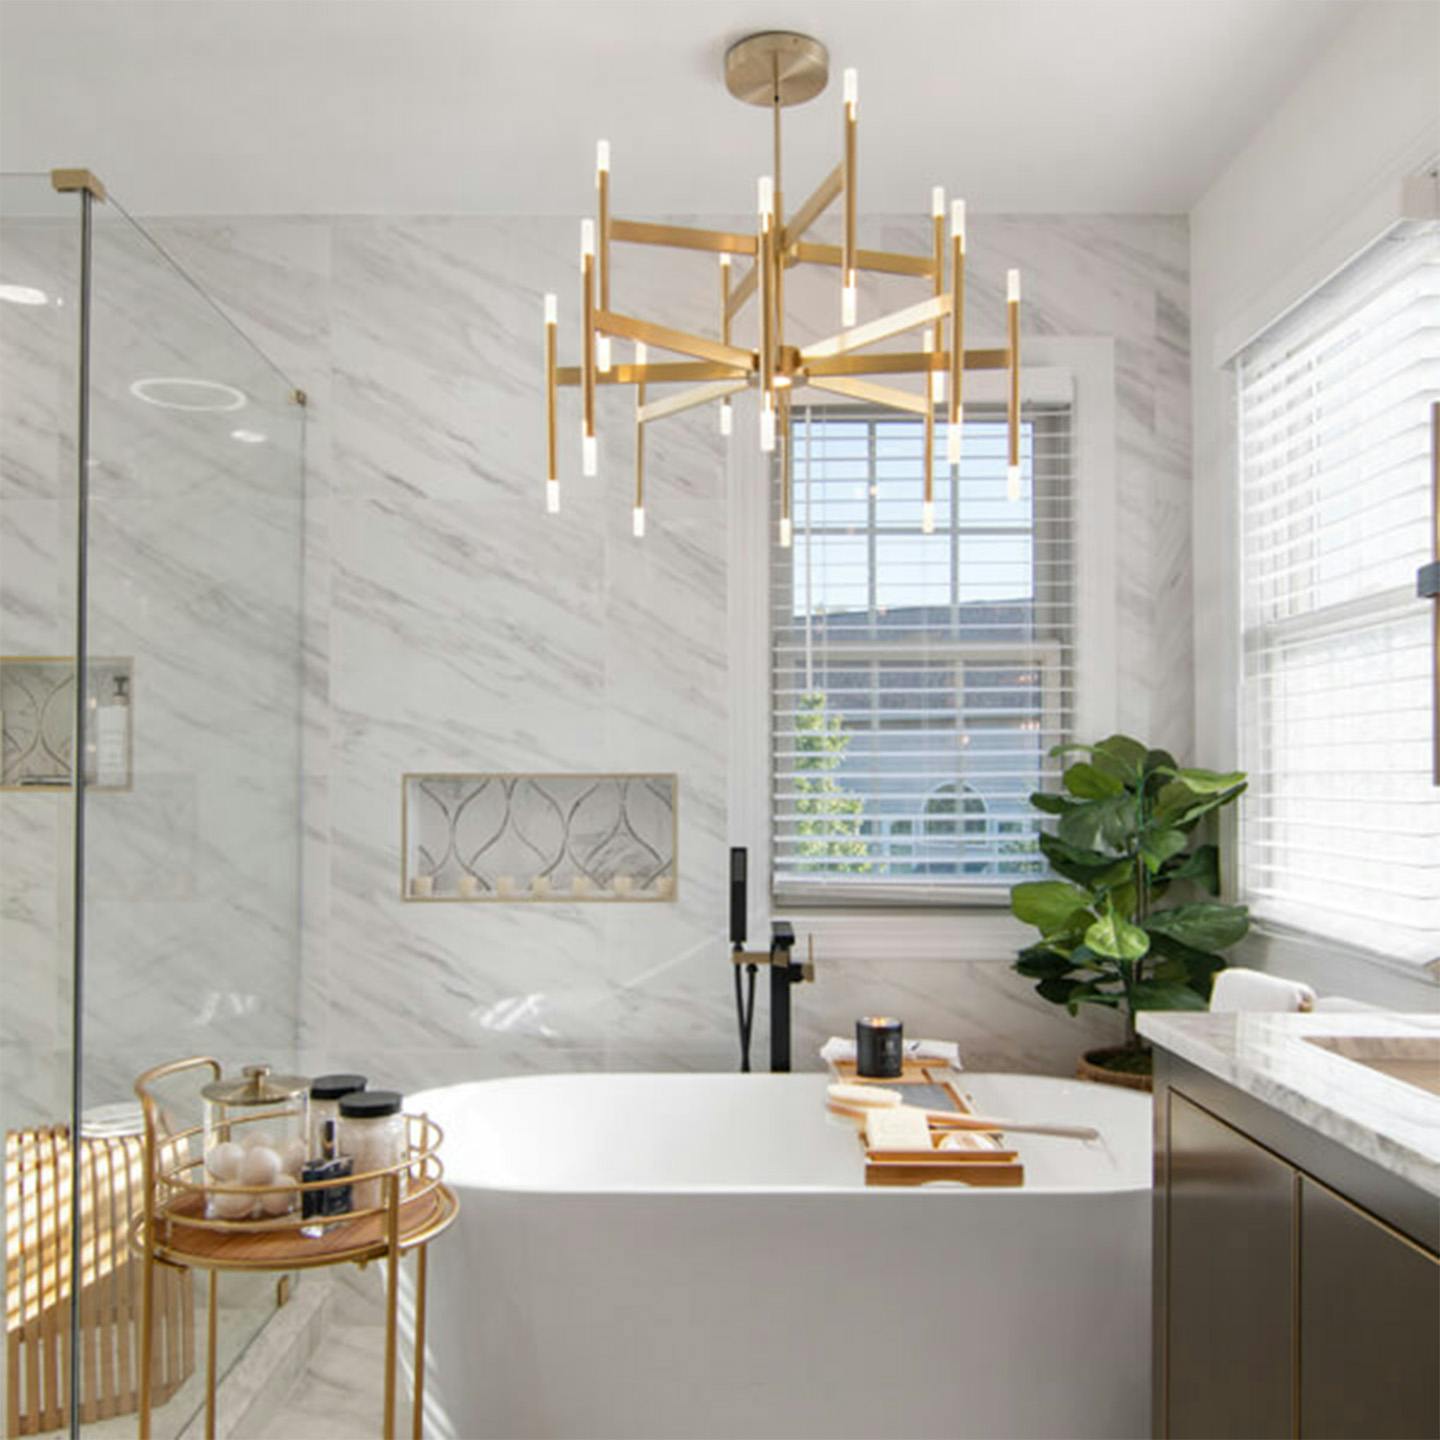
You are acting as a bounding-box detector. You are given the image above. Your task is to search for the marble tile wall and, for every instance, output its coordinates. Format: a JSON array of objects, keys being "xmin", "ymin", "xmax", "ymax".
[
  {"xmin": 1, "ymin": 203, "xmax": 1193, "ymax": 1141},
  {"xmin": 136, "ymin": 209, "xmax": 1192, "ymax": 1095}
]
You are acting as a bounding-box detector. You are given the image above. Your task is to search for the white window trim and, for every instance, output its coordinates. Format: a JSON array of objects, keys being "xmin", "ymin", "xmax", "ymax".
[{"xmin": 727, "ymin": 336, "xmax": 1118, "ymax": 955}]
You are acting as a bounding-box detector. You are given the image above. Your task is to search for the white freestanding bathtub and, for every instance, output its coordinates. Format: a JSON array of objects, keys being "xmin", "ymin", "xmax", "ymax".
[{"xmin": 406, "ymin": 1073, "xmax": 1151, "ymax": 1440}]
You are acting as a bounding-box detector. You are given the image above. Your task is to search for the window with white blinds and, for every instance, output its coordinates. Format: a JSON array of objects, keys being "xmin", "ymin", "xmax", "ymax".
[
  {"xmin": 1237, "ymin": 224, "xmax": 1440, "ymax": 964},
  {"xmin": 771, "ymin": 403, "xmax": 1074, "ymax": 904}
]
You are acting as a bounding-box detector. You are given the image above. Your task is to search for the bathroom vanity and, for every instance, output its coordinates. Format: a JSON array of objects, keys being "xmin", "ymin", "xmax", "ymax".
[{"xmin": 1142, "ymin": 1012, "xmax": 1439, "ymax": 1440}]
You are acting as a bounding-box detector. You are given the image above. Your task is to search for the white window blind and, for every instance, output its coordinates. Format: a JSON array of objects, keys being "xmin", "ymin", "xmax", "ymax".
[
  {"xmin": 771, "ymin": 402, "xmax": 1074, "ymax": 904},
  {"xmin": 1238, "ymin": 225, "xmax": 1440, "ymax": 964}
]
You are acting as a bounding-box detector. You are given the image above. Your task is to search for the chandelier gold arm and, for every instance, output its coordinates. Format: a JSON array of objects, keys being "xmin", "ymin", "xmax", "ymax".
[
  {"xmin": 726, "ymin": 263, "xmax": 760, "ymax": 324},
  {"xmin": 597, "ymin": 310, "xmax": 756, "ymax": 370},
  {"xmin": 950, "ymin": 232, "xmax": 965, "ymax": 432},
  {"xmin": 582, "ymin": 252, "xmax": 596, "ymax": 442},
  {"xmin": 639, "ymin": 379, "xmax": 748, "ymax": 425},
  {"xmin": 789, "ymin": 240, "xmax": 935, "ymax": 279},
  {"xmin": 804, "ymin": 376, "xmax": 930, "ymax": 416},
  {"xmin": 609, "ymin": 219, "xmax": 758, "ymax": 257},
  {"xmin": 802, "ymin": 293, "xmax": 952, "ymax": 362},
  {"xmin": 726, "ymin": 238, "xmax": 932, "ymax": 328},
  {"xmin": 781, "ymin": 162, "xmax": 845, "ymax": 250},
  {"xmin": 800, "ymin": 347, "xmax": 1005, "ymax": 378},
  {"xmin": 556, "ymin": 360, "xmax": 748, "ymax": 386},
  {"xmin": 778, "ymin": 386, "xmax": 793, "ymax": 543}
]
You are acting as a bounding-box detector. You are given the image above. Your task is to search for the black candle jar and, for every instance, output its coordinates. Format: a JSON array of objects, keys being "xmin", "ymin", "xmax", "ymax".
[{"xmin": 856, "ymin": 1016, "xmax": 904, "ymax": 1078}]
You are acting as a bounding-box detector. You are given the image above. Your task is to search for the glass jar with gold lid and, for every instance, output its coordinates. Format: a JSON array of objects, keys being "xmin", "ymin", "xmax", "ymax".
[{"xmin": 200, "ymin": 1063, "xmax": 309, "ymax": 1219}]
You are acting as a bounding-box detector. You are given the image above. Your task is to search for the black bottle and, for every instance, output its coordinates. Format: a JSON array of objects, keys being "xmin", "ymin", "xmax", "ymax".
[{"xmin": 301, "ymin": 1118, "xmax": 353, "ymax": 1234}]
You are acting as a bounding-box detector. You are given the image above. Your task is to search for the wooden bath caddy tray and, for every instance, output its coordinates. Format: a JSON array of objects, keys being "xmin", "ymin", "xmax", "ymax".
[{"xmin": 828, "ymin": 1065, "xmax": 1026, "ymax": 1189}]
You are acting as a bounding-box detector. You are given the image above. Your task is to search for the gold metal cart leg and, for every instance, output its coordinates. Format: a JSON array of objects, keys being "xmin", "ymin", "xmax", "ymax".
[
  {"xmin": 139, "ymin": 1246, "xmax": 155, "ymax": 1438},
  {"xmin": 206, "ymin": 1270, "xmax": 218, "ymax": 1439},
  {"xmin": 383, "ymin": 1176, "xmax": 400, "ymax": 1440},
  {"xmin": 411, "ymin": 1246, "xmax": 428, "ymax": 1439}
]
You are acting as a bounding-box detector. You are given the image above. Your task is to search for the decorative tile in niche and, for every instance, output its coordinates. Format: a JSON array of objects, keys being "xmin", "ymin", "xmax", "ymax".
[
  {"xmin": 0, "ymin": 657, "xmax": 134, "ymax": 792},
  {"xmin": 401, "ymin": 773, "xmax": 677, "ymax": 902}
]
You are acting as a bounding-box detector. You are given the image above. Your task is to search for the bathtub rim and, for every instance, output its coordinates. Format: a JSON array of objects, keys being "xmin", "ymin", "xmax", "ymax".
[{"xmin": 410, "ymin": 1070, "xmax": 1153, "ymax": 1200}]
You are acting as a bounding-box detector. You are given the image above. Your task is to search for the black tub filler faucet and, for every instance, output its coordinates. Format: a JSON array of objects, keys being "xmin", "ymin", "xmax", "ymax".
[{"xmin": 729, "ymin": 847, "xmax": 816, "ymax": 1072}]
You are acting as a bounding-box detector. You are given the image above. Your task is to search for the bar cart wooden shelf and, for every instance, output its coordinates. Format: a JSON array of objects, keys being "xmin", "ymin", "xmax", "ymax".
[{"xmin": 133, "ymin": 1059, "xmax": 458, "ymax": 1440}]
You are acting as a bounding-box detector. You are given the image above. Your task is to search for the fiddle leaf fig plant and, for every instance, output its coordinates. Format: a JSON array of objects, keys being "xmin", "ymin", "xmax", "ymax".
[{"xmin": 1010, "ymin": 735, "xmax": 1249, "ymax": 1065}]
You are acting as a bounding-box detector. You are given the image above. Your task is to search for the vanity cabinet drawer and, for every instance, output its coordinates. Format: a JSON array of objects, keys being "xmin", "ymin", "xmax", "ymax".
[{"xmin": 1298, "ymin": 1176, "xmax": 1440, "ymax": 1440}]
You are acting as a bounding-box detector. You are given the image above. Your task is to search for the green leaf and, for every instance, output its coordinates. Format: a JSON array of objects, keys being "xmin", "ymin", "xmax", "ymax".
[
  {"xmin": 1144, "ymin": 902, "xmax": 1250, "ymax": 953},
  {"xmin": 1093, "ymin": 734, "xmax": 1149, "ymax": 777},
  {"xmin": 1084, "ymin": 904, "xmax": 1152, "ymax": 961},
  {"xmin": 1159, "ymin": 842, "xmax": 1220, "ymax": 894},
  {"xmin": 1038, "ymin": 832, "xmax": 1129, "ymax": 887},
  {"xmin": 1014, "ymin": 946, "xmax": 1078, "ymax": 980},
  {"xmin": 1010, "ymin": 880, "xmax": 1093, "ymax": 934},
  {"xmin": 1153, "ymin": 779, "xmax": 1247, "ymax": 831},
  {"xmin": 1130, "ymin": 980, "xmax": 1209, "ymax": 1011},
  {"xmin": 1028, "ymin": 790, "xmax": 1078, "ymax": 815},
  {"xmin": 1048, "ymin": 742, "xmax": 1097, "ymax": 760},
  {"xmin": 1145, "ymin": 932, "xmax": 1227, "ymax": 995},
  {"xmin": 1059, "ymin": 793, "xmax": 1137, "ymax": 853},
  {"xmin": 1143, "ymin": 748, "xmax": 1179, "ymax": 776},
  {"xmin": 1069, "ymin": 985, "xmax": 1124, "ymax": 1014},
  {"xmin": 1175, "ymin": 767, "xmax": 1247, "ymax": 794},
  {"xmin": 1063, "ymin": 944, "xmax": 1113, "ymax": 975},
  {"xmin": 1036, "ymin": 976, "xmax": 1084, "ymax": 1007},
  {"xmin": 1063, "ymin": 762, "xmax": 1124, "ymax": 799},
  {"xmin": 1140, "ymin": 827, "xmax": 1188, "ymax": 873}
]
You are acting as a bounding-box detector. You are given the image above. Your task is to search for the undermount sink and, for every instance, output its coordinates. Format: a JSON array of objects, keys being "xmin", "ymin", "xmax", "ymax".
[{"xmin": 1304, "ymin": 1035, "xmax": 1440, "ymax": 1097}]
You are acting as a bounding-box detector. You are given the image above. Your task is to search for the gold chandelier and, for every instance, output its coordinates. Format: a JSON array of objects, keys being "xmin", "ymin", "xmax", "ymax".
[{"xmin": 542, "ymin": 30, "xmax": 1023, "ymax": 540}]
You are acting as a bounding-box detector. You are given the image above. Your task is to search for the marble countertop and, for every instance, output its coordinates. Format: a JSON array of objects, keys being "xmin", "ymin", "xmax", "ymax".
[{"xmin": 1138, "ymin": 1010, "xmax": 1440, "ymax": 1199}]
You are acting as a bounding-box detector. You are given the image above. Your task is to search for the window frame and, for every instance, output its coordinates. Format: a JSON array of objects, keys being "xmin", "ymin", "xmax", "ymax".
[{"xmin": 726, "ymin": 338, "xmax": 1120, "ymax": 951}]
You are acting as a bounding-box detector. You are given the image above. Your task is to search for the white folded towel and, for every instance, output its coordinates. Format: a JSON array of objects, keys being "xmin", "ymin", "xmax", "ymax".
[
  {"xmin": 1209, "ymin": 967, "xmax": 1316, "ymax": 1014},
  {"xmin": 820, "ymin": 1036, "xmax": 963, "ymax": 1071}
]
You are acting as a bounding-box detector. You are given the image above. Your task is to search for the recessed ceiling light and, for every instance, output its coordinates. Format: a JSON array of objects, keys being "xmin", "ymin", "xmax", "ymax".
[
  {"xmin": 230, "ymin": 429, "xmax": 267, "ymax": 444},
  {"xmin": 129, "ymin": 377, "xmax": 247, "ymax": 412},
  {"xmin": 0, "ymin": 284, "xmax": 49, "ymax": 306}
]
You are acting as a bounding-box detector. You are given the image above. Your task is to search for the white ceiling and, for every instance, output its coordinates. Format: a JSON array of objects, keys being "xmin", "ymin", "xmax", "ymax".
[{"xmin": 0, "ymin": 0, "xmax": 1365, "ymax": 217}]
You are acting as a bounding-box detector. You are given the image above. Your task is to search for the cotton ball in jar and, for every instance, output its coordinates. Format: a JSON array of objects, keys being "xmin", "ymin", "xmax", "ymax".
[
  {"xmin": 240, "ymin": 1145, "xmax": 282, "ymax": 1188},
  {"xmin": 281, "ymin": 1138, "xmax": 307, "ymax": 1178},
  {"xmin": 260, "ymin": 1176, "xmax": 298, "ymax": 1216},
  {"xmin": 242, "ymin": 1129, "xmax": 275, "ymax": 1152},
  {"xmin": 209, "ymin": 1188, "xmax": 254, "ymax": 1220},
  {"xmin": 206, "ymin": 1141, "xmax": 244, "ymax": 1182}
]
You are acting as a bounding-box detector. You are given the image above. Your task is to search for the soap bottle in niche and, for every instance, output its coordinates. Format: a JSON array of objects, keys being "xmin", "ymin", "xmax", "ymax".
[{"xmin": 95, "ymin": 673, "xmax": 128, "ymax": 788}]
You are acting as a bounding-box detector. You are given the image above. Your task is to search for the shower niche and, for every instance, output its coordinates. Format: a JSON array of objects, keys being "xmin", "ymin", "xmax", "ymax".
[
  {"xmin": 401, "ymin": 772, "xmax": 678, "ymax": 902},
  {"xmin": 0, "ymin": 655, "xmax": 133, "ymax": 791}
]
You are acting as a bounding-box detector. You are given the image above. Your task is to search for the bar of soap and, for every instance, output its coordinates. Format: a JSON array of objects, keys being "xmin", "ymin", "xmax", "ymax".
[
  {"xmin": 828, "ymin": 1083, "xmax": 903, "ymax": 1110},
  {"xmin": 865, "ymin": 1106, "xmax": 933, "ymax": 1152}
]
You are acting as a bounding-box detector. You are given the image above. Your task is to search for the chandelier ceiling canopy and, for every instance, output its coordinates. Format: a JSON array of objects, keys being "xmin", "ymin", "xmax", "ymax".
[{"xmin": 543, "ymin": 30, "xmax": 1024, "ymax": 542}]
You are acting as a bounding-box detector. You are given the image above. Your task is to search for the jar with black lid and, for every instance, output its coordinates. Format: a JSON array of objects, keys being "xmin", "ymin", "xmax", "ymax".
[{"xmin": 338, "ymin": 1090, "xmax": 405, "ymax": 1212}]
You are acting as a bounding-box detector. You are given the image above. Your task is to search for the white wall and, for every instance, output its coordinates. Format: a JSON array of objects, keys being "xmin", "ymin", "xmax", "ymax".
[
  {"xmin": 139, "ymin": 209, "xmax": 1192, "ymax": 1092},
  {"xmin": 1189, "ymin": 0, "xmax": 1440, "ymax": 1006}
]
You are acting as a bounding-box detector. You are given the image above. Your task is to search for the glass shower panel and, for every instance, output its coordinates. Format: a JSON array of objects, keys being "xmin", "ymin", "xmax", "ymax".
[
  {"xmin": 79, "ymin": 200, "xmax": 305, "ymax": 1437},
  {"xmin": 0, "ymin": 173, "xmax": 82, "ymax": 1439}
]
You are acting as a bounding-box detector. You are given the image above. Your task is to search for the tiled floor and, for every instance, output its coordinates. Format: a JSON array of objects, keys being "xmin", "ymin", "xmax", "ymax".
[{"xmin": 252, "ymin": 1324, "xmax": 388, "ymax": 1440}]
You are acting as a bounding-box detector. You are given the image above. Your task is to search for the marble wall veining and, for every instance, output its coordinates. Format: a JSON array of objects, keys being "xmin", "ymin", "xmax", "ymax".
[{"xmin": 131, "ymin": 209, "xmax": 1192, "ymax": 1095}]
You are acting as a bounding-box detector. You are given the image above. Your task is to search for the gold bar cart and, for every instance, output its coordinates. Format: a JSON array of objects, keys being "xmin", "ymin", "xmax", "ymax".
[{"xmin": 133, "ymin": 1059, "xmax": 458, "ymax": 1440}]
